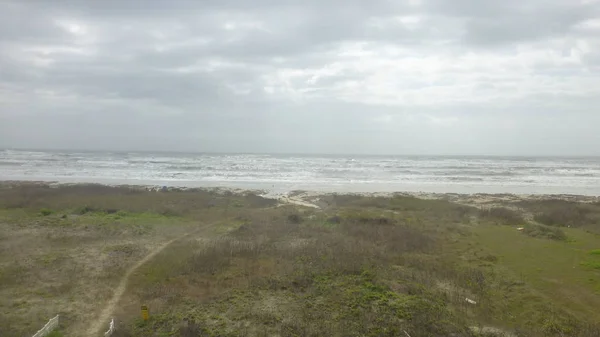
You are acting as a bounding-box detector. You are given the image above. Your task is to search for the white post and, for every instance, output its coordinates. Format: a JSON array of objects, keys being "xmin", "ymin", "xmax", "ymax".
[
  {"xmin": 32, "ymin": 315, "xmax": 60, "ymax": 337},
  {"xmin": 104, "ymin": 318, "xmax": 115, "ymax": 337}
]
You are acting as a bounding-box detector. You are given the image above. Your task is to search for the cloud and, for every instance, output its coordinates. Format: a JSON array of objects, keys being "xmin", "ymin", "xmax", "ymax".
[{"xmin": 1, "ymin": 0, "xmax": 599, "ymax": 155}]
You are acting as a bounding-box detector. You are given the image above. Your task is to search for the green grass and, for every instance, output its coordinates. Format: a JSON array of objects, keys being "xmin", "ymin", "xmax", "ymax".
[
  {"xmin": 580, "ymin": 260, "xmax": 600, "ymax": 270},
  {"xmin": 46, "ymin": 331, "xmax": 64, "ymax": 337},
  {"xmin": 467, "ymin": 224, "xmax": 600, "ymax": 322},
  {"xmin": 581, "ymin": 249, "xmax": 600, "ymax": 270}
]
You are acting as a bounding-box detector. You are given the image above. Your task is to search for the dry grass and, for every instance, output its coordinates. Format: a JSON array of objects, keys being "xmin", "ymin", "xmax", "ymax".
[
  {"xmin": 0, "ymin": 212, "xmax": 187, "ymax": 337},
  {"xmin": 120, "ymin": 208, "xmax": 475, "ymax": 337},
  {"xmin": 0, "ymin": 182, "xmax": 276, "ymax": 219},
  {"xmin": 521, "ymin": 223, "xmax": 568, "ymax": 241},
  {"xmin": 518, "ymin": 199, "xmax": 600, "ymax": 233},
  {"xmin": 3, "ymin": 184, "xmax": 600, "ymax": 337},
  {"xmin": 117, "ymin": 195, "xmax": 600, "ymax": 337},
  {"xmin": 479, "ymin": 207, "xmax": 526, "ymax": 226},
  {"xmin": 0, "ymin": 183, "xmax": 278, "ymax": 337}
]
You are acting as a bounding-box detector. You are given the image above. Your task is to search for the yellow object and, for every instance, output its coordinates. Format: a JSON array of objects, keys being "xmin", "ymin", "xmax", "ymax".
[{"xmin": 141, "ymin": 305, "xmax": 149, "ymax": 321}]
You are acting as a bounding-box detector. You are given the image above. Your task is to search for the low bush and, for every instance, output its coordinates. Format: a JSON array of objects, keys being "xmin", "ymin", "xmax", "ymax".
[
  {"xmin": 74, "ymin": 205, "xmax": 96, "ymax": 215},
  {"xmin": 479, "ymin": 207, "xmax": 524, "ymax": 225},
  {"xmin": 287, "ymin": 214, "xmax": 302, "ymax": 224},
  {"xmin": 522, "ymin": 224, "xmax": 567, "ymax": 241},
  {"xmin": 40, "ymin": 208, "xmax": 53, "ymax": 216},
  {"xmin": 522, "ymin": 200, "xmax": 600, "ymax": 229},
  {"xmin": 326, "ymin": 215, "xmax": 342, "ymax": 224}
]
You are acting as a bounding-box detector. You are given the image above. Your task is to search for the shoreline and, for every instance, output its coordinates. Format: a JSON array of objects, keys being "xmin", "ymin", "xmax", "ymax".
[
  {"xmin": 2, "ymin": 180, "xmax": 599, "ymax": 207},
  {"xmin": 2, "ymin": 176, "xmax": 600, "ymax": 196},
  {"xmin": 4, "ymin": 150, "xmax": 600, "ymax": 197}
]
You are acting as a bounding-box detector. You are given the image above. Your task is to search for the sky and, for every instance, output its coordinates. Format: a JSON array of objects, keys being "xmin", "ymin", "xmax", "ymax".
[{"xmin": 1, "ymin": 0, "xmax": 599, "ymax": 156}]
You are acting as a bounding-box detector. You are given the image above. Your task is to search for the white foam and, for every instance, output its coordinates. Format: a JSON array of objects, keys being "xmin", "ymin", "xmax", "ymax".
[{"xmin": 1, "ymin": 150, "xmax": 600, "ymax": 195}]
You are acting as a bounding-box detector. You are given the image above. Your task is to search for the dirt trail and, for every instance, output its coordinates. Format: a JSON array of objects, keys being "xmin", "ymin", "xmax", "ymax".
[
  {"xmin": 86, "ymin": 192, "xmax": 318, "ymax": 336},
  {"xmin": 86, "ymin": 231, "xmax": 195, "ymax": 336}
]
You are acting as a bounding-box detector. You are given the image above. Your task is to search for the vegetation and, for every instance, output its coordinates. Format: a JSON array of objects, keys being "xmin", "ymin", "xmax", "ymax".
[
  {"xmin": 589, "ymin": 249, "xmax": 600, "ymax": 256},
  {"xmin": 46, "ymin": 331, "xmax": 64, "ymax": 337},
  {"xmin": 40, "ymin": 208, "xmax": 54, "ymax": 216},
  {"xmin": 518, "ymin": 199, "xmax": 600, "ymax": 233},
  {"xmin": 479, "ymin": 207, "xmax": 525, "ymax": 226},
  {"xmin": 1, "ymin": 183, "xmax": 600, "ymax": 336},
  {"xmin": 522, "ymin": 223, "xmax": 567, "ymax": 241}
]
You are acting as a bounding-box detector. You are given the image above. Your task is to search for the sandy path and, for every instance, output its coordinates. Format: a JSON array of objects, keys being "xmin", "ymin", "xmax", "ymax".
[
  {"xmin": 86, "ymin": 192, "xmax": 319, "ymax": 336},
  {"xmin": 86, "ymin": 232, "xmax": 195, "ymax": 336},
  {"xmin": 279, "ymin": 196, "xmax": 320, "ymax": 209}
]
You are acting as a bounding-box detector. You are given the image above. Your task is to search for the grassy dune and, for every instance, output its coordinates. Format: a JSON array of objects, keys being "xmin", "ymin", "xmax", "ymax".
[{"xmin": 1, "ymin": 183, "xmax": 600, "ymax": 336}]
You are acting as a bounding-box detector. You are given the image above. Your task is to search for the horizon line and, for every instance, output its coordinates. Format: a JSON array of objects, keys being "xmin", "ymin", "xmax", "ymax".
[{"xmin": 2, "ymin": 147, "xmax": 600, "ymax": 158}]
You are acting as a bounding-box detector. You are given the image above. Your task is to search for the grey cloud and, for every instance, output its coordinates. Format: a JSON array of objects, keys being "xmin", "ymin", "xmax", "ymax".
[
  {"xmin": 1, "ymin": 0, "xmax": 599, "ymax": 155},
  {"xmin": 464, "ymin": 4, "xmax": 598, "ymax": 45},
  {"xmin": 0, "ymin": 3, "xmax": 71, "ymax": 44},
  {"xmin": 32, "ymin": 0, "xmax": 400, "ymax": 17},
  {"xmin": 43, "ymin": 65, "xmax": 232, "ymax": 106},
  {"xmin": 423, "ymin": 0, "xmax": 600, "ymax": 45}
]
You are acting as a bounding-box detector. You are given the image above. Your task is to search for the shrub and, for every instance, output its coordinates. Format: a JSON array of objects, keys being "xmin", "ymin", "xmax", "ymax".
[
  {"xmin": 287, "ymin": 214, "xmax": 302, "ymax": 224},
  {"xmin": 327, "ymin": 215, "xmax": 342, "ymax": 224},
  {"xmin": 40, "ymin": 208, "xmax": 53, "ymax": 216},
  {"xmin": 531, "ymin": 201, "xmax": 590, "ymax": 227},
  {"xmin": 74, "ymin": 205, "xmax": 95, "ymax": 215},
  {"xmin": 158, "ymin": 207, "xmax": 180, "ymax": 217},
  {"xmin": 244, "ymin": 193, "xmax": 278, "ymax": 208},
  {"xmin": 522, "ymin": 224, "xmax": 567, "ymax": 241},
  {"xmin": 480, "ymin": 207, "xmax": 524, "ymax": 225}
]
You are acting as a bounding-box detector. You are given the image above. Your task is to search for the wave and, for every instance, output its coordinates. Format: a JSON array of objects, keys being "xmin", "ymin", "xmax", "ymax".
[
  {"xmin": 444, "ymin": 177, "xmax": 486, "ymax": 182},
  {"xmin": 1, "ymin": 151, "xmax": 600, "ymax": 194},
  {"xmin": 165, "ymin": 165, "xmax": 216, "ymax": 171}
]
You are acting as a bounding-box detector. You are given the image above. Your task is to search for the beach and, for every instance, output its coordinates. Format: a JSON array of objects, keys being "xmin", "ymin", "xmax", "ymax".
[{"xmin": 4, "ymin": 0, "xmax": 599, "ymax": 335}]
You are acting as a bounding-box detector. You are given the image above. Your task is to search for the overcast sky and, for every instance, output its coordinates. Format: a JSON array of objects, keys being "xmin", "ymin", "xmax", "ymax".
[{"xmin": 1, "ymin": 0, "xmax": 599, "ymax": 155}]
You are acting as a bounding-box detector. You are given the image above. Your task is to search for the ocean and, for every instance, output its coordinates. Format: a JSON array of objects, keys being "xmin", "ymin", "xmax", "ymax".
[{"xmin": 1, "ymin": 149, "xmax": 600, "ymax": 195}]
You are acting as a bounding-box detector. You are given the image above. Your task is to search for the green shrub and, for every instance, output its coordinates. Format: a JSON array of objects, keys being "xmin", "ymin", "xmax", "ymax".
[
  {"xmin": 522, "ymin": 224, "xmax": 567, "ymax": 241},
  {"xmin": 532, "ymin": 202, "xmax": 590, "ymax": 227},
  {"xmin": 116, "ymin": 210, "xmax": 129, "ymax": 217},
  {"xmin": 74, "ymin": 205, "xmax": 95, "ymax": 215},
  {"xmin": 480, "ymin": 207, "xmax": 524, "ymax": 225},
  {"xmin": 581, "ymin": 260, "xmax": 600, "ymax": 270},
  {"xmin": 589, "ymin": 249, "xmax": 600, "ymax": 256},
  {"xmin": 519, "ymin": 199, "xmax": 600, "ymax": 234},
  {"xmin": 40, "ymin": 208, "xmax": 53, "ymax": 216}
]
